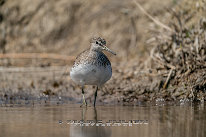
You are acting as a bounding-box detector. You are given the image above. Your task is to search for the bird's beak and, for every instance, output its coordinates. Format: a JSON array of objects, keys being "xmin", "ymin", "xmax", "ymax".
[{"xmin": 103, "ymin": 45, "xmax": 116, "ymax": 55}]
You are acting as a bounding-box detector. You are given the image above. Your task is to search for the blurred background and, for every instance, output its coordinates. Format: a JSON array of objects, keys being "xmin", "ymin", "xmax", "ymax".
[
  {"xmin": 0, "ymin": 0, "xmax": 175, "ymax": 60},
  {"xmin": 0, "ymin": 0, "xmax": 205, "ymax": 104}
]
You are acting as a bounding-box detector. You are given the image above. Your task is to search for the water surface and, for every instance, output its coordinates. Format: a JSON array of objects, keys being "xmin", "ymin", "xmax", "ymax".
[{"xmin": 0, "ymin": 103, "xmax": 205, "ymax": 137}]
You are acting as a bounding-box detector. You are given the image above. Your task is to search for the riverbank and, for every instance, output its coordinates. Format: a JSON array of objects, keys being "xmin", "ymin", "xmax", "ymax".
[{"xmin": 0, "ymin": 0, "xmax": 205, "ymax": 105}]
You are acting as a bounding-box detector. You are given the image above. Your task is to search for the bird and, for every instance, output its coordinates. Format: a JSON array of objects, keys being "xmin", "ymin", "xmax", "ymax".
[{"xmin": 70, "ymin": 37, "xmax": 116, "ymax": 107}]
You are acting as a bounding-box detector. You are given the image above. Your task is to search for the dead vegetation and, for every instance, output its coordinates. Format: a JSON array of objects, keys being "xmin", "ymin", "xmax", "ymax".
[
  {"xmin": 149, "ymin": 0, "xmax": 206, "ymax": 101},
  {"xmin": 101, "ymin": 0, "xmax": 206, "ymax": 104}
]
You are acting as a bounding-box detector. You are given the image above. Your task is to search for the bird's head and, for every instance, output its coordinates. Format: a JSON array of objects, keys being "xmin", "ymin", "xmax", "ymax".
[{"xmin": 90, "ymin": 37, "xmax": 116, "ymax": 55}]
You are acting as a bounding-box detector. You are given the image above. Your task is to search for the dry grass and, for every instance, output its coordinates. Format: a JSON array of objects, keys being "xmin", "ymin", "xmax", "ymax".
[{"xmin": 146, "ymin": 0, "xmax": 206, "ymax": 101}]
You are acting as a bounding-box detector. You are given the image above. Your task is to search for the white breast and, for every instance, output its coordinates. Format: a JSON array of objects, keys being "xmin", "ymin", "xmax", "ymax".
[{"xmin": 70, "ymin": 63, "xmax": 112, "ymax": 86}]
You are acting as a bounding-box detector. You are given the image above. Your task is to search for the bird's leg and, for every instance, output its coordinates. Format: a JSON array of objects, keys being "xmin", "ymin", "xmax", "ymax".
[
  {"xmin": 80, "ymin": 86, "xmax": 87, "ymax": 107},
  {"xmin": 94, "ymin": 86, "xmax": 98, "ymax": 107}
]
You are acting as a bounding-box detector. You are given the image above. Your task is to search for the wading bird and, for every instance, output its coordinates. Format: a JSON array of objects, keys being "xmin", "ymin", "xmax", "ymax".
[{"xmin": 70, "ymin": 37, "xmax": 116, "ymax": 107}]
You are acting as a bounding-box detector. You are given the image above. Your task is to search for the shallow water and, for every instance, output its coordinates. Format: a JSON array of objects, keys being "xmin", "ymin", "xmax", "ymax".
[{"xmin": 0, "ymin": 103, "xmax": 205, "ymax": 137}]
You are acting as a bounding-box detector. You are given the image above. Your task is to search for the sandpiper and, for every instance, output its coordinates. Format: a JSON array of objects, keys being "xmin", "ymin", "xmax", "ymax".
[{"xmin": 70, "ymin": 37, "xmax": 116, "ymax": 107}]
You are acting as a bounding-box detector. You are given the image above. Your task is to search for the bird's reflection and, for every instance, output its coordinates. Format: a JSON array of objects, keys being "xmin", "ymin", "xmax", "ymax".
[{"xmin": 70, "ymin": 107, "xmax": 111, "ymax": 137}]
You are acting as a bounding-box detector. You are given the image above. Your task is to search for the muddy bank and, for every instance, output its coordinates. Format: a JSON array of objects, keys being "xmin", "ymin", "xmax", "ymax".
[
  {"xmin": 105, "ymin": 1, "xmax": 206, "ymax": 103},
  {"xmin": 0, "ymin": 0, "xmax": 206, "ymax": 105}
]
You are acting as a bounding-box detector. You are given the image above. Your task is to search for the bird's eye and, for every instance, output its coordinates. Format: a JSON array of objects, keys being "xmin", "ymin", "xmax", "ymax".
[{"xmin": 96, "ymin": 41, "xmax": 99, "ymax": 44}]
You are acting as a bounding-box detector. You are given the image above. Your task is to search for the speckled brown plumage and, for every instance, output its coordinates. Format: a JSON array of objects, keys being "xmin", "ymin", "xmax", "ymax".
[{"xmin": 72, "ymin": 49, "xmax": 111, "ymax": 68}]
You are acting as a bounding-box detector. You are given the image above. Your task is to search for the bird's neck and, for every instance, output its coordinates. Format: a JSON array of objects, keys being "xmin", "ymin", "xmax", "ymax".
[{"xmin": 90, "ymin": 45, "xmax": 102, "ymax": 53}]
